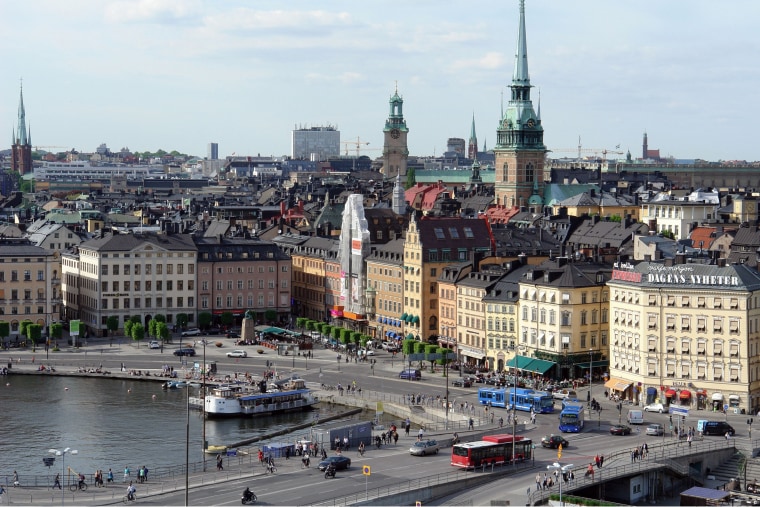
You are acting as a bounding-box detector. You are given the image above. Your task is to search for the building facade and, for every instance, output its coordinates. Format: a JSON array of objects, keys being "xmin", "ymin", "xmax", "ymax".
[
  {"xmin": 195, "ymin": 237, "xmax": 291, "ymax": 326},
  {"xmin": 365, "ymin": 239, "xmax": 405, "ymax": 343},
  {"xmin": 607, "ymin": 259, "xmax": 760, "ymax": 414},
  {"xmin": 62, "ymin": 233, "xmax": 198, "ymax": 337},
  {"xmin": 381, "ymin": 87, "xmax": 409, "ymax": 178},
  {"xmin": 291, "ymin": 126, "xmax": 340, "ymax": 161},
  {"xmin": 0, "ymin": 238, "xmax": 60, "ymax": 344}
]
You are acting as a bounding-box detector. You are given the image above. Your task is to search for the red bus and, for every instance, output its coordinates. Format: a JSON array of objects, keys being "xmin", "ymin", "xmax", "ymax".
[{"xmin": 451, "ymin": 435, "xmax": 532, "ymax": 468}]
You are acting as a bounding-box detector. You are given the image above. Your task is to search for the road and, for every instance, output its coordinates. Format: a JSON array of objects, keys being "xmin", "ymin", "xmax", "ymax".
[{"xmin": 7, "ymin": 334, "xmax": 749, "ymax": 505}]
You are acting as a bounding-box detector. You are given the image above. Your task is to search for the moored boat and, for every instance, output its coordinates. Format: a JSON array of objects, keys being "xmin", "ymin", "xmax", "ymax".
[{"xmin": 194, "ymin": 378, "xmax": 318, "ymax": 417}]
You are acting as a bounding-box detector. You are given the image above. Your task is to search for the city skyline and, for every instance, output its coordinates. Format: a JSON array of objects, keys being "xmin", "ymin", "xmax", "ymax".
[{"xmin": 2, "ymin": 0, "xmax": 758, "ymax": 162}]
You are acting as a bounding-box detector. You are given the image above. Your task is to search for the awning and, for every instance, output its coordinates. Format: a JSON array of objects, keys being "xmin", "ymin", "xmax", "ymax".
[
  {"xmin": 604, "ymin": 378, "xmax": 632, "ymax": 392},
  {"xmin": 506, "ymin": 355, "xmax": 534, "ymax": 370},
  {"xmin": 401, "ymin": 313, "xmax": 408, "ymax": 322},
  {"xmin": 679, "ymin": 390, "xmax": 692, "ymax": 399},
  {"xmin": 412, "ymin": 316, "xmax": 420, "ymax": 324},
  {"xmin": 525, "ymin": 358, "xmax": 556, "ymax": 374},
  {"xmin": 647, "ymin": 387, "xmax": 657, "ymax": 395},
  {"xmin": 696, "ymin": 389, "xmax": 707, "ymax": 396},
  {"xmin": 406, "ymin": 333, "xmax": 415, "ymax": 340},
  {"xmin": 575, "ymin": 360, "xmax": 610, "ymax": 369},
  {"xmin": 665, "ymin": 389, "xmax": 676, "ymax": 397},
  {"xmin": 729, "ymin": 395, "xmax": 740, "ymax": 401},
  {"xmin": 712, "ymin": 393, "xmax": 723, "ymax": 401},
  {"xmin": 462, "ymin": 350, "xmax": 486, "ymax": 360}
]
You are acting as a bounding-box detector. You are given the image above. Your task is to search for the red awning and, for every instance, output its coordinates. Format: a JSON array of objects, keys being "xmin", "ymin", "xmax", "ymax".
[
  {"xmin": 679, "ymin": 390, "xmax": 692, "ymax": 399},
  {"xmin": 665, "ymin": 389, "xmax": 677, "ymax": 397},
  {"xmin": 696, "ymin": 389, "xmax": 708, "ymax": 396}
]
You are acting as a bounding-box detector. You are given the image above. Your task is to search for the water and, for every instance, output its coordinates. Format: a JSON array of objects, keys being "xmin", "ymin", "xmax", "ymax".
[{"xmin": 0, "ymin": 375, "xmax": 353, "ymax": 480}]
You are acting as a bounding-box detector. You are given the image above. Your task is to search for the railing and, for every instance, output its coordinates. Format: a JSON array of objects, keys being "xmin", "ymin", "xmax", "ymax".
[
  {"xmin": 528, "ymin": 438, "xmax": 737, "ymax": 505},
  {"xmin": 309, "ymin": 459, "xmax": 534, "ymax": 507}
]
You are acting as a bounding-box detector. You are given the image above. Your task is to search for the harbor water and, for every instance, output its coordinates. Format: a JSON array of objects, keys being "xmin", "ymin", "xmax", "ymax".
[{"xmin": 0, "ymin": 375, "xmax": 357, "ymax": 480}]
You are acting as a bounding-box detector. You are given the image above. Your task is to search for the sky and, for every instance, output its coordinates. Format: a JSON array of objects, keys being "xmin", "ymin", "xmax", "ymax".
[{"xmin": 2, "ymin": 0, "xmax": 759, "ymax": 162}]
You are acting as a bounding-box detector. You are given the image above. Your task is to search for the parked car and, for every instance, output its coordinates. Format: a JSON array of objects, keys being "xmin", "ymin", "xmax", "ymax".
[
  {"xmin": 226, "ymin": 349, "xmax": 248, "ymax": 358},
  {"xmin": 317, "ymin": 456, "xmax": 351, "ymax": 471},
  {"xmin": 410, "ymin": 440, "xmax": 439, "ymax": 456},
  {"xmin": 643, "ymin": 402, "xmax": 669, "ymax": 414},
  {"xmin": 181, "ymin": 328, "xmax": 201, "ymax": 337},
  {"xmin": 399, "ymin": 369, "xmax": 422, "ymax": 380},
  {"xmin": 451, "ymin": 378, "xmax": 472, "ymax": 388},
  {"xmin": 225, "ymin": 332, "xmax": 240, "ymax": 339},
  {"xmin": 646, "ymin": 423, "xmax": 665, "ymax": 436},
  {"xmin": 149, "ymin": 340, "xmax": 161, "ymax": 349},
  {"xmin": 173, "ymin": 348, "xmax": 196, "ymax": 357},
  {"xmin": 610, "ymin": 424, "xmax": 632, "ymax": 436},
  {"xmin": 206, "ymin": 328, "xmax": 222, "ymax": 335},
  {"xmin": 541, "ymin": 435, "xmax": 569, "ymax": 449},
  {"xmin": 358, "ymin": 348, "xmax": 375, "ymax": 356}
]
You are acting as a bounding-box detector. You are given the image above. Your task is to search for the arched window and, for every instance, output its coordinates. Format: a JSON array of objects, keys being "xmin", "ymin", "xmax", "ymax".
[{"xmin": 525, "ymin": 163, "xmax": 534, "ymax": 182}]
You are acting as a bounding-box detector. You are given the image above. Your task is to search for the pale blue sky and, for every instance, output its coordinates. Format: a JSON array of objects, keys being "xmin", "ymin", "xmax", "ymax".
[{"xmin": 2, "ymin": 0, "xmax": 758, "ymax": 162}]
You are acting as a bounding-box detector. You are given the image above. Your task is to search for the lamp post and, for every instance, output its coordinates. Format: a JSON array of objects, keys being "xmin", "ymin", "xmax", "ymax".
[
  {"xmin": 749, "ymin": 418, "xmax": 754, "ymax": 439},
  {"xmin": 49, "ymin": 447, "xmax": 77, "ymax": 507},
  {"xmin": 547, "ymin": 462, "xmax": 574, "ymax": 507},
  {"xmin": 202, "ymin": 340, "xmax": 207, "ymax": 472},
  {"xmin": 588, "ymin": 348, "xmax": 593, "ymax": 407}
]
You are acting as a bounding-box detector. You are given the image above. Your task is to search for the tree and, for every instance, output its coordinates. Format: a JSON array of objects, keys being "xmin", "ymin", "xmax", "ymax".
[
  {"xmin": 106, "ymin": 316, "xmax": 119, "ymax": 344},
  {"xmin": 331, "ymin": 327, "xmax": 340, "ymax": 341},
  {"xmin": 156, "ymin": 322, "xmax": 170, "ymax": 344},
  {"xmin": 124, "ymin": 319, "xmax": 135, "ymax": 339},
  {"xmin": 19, "ymin": 320, "xmax": 33, "ymax": 343},
  {"xmin": 296, "ymin": 317, "xmax": 307, "ymax": 330},
  {"xmin": 131, "ymin": 323, "xmax": 145, "ymax": 348},
  {"xmin": 50, "ymin": 323, "xmax": 63, "ymax": 347},
  {"xmin": 176, "ymin": 313, "xmax": 188, "ymax": 329},
  {"xmin": 339, "ymin": 328, "xmax": 350, "ymax": 345},
  {"xmin": 148, "ymin": 319, "xmax": 158, "ymax": 338},
  {"xmin": 220, "ymin": 312, "xmax": 234, "ymax": 328},
  {"xmin": 360, "ymin": 334, "xmax": 371, "ymax": 348},
  {"xmin": 424, "ymin": 344, "xmax": 439, "ymax": 372},
  {"xmin": 28, "ymin": 324, "xmax": 42, "ymax": 351},
  {"xmin": 265, "ymin": 310, "xmax": 277, "ymax": 324},
  {"xmin": 0, "ymin": 321, "xmax": 9, "ymax": 346},
  {"xmin": 199, "ymin": 312, "xmax": 212, "ymax": 329},
  {"xmin": 153, "ymin": 314, "xmax": 166, "ymax": 323},
  {"xmin": 402, "ymin": 339, "xmax": 416, "ymax": 356},
  {"xmin": 405, "ymin": 167, "xmax": 416, "ymax": 189}
]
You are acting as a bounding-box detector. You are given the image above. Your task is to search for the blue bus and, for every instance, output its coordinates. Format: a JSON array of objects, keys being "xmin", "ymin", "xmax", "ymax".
[
  {"xmin": 478, "ymin": 387, "xmax": 554, "ymax": 414},
  {"xmin": 558, "ymin": 403, "xmax": 585, "ymax": 432}
]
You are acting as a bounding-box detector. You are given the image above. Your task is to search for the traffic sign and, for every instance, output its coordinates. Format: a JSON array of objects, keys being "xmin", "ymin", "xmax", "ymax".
[
  {"xmin": 363, "ymin": 465, "xmax": 371, "ymax": 476},
  {"xmin": 408, "ymin": 353, "xmax": 426, "ymax": 361},
  {"xmin": 669, "ymin": 405, "xmax": 689, "ymax": 417}
]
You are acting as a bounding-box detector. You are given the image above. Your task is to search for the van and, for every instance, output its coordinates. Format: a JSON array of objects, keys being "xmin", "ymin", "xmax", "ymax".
[
  {"xmin": 627, "ymin": 409, "xmax": 644, "ymax": 425},
  {"xmin": 702, "ymin": 421, "xmax": 735, "ymax": 436},
  {"xmin": 399, "ymin": 369, "xmax": 422, "ymax": 380}
]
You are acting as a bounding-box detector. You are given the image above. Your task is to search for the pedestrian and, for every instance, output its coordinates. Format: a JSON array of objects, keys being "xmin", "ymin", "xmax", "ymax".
[
  {"xmin": 258, "ymin": 449, "xmax": 264, "ymax": 465},
  {"xmin": 418, "ymin": 427, "xmax": 424, "ymax": 441},
  {"xmin": 285, "ymin": 446, "xmax": 290, "ymax": 460},
  {"xmin": 138, "ymin": 466, "xmax": 145, "ymax": 483},
  {"xmin": 468, "ymin": 418, "xmax": 474, "ymax": 430},
  {"xmin": 107, "ymin": 469, "xmax": 114, "ymax": 484},
  {"xmin": 124, "ymin": 466, "xmax": 130, "ymax": 483},
  {"xmin": 216, "ymin": 453, "xmax": 224, "ymax": 471},
  {"xmin": 599, "ymin": 454, "xmax": 604, "ymax": 468},
  {"xmin": 594, "ymin": 454, "xmax": 600, "ymax": 469},
  {"xmin": 726, "ymin": 431, "xmax": 731, "ymax": 441},
  {"xmin": 13, "ymin": 471, "xmax": 18, "ymax": 487},
  {"xmin": 499, "ymin": 417, "xmax": 504, "ymax": 428},
  {"xmin": 536, "ymin": 472, "xmax": 541, "ymax": 490},
  {"xmin": 405, "ymin": 423, "xmax": 410, "ymax": 436},
  {"xmin": 687, "ymin": 434, "xmax": 693, "ymax": 447},
  {"xmin": 54, "ymin": 473, "xmax": 61, "ymax": 489}
]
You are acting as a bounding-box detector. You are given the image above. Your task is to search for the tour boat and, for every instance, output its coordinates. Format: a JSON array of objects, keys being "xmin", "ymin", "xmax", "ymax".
[{"xmin": 195, "ymin": 378, "xmax": 318, "ymax": 417}]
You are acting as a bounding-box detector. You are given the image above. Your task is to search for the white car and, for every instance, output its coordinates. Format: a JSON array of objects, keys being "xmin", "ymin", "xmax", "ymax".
[
  {"xmin": 553, "ymin": 389, "xmax": 578, "ymax": 400},
  {"xmin": 226, "ymin": 349, "xmax": 248, "ymax": 358},
  {"xmin": 358, "ymin": 348, "xmax": 375, "ymax": 356},
  {"xmin": 643, "ymin": 402, "xmax": 669, "ymax": 413},
  {"xmin": 149, "ymin": 340, "xmax": 161, "ymax": 349},
  {"xmin": 181, "ymin": 328, "xmax": 201, "ymax": 337}
]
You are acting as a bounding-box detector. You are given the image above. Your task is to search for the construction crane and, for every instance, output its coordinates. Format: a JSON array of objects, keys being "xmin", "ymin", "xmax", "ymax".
[
  {"xmin": 341, "ymin": 137, "xmax": 370, "ymax": 156},
  {"xmin": 33, "ymin": 145, "xmax": 69, "ymax": 152},
  {"xmin": 550, "ymin": 137, "xmax": 623, "ymax": 163}
]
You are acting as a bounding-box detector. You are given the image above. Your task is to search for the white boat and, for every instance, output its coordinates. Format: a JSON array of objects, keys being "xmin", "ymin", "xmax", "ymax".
[{"xmin": 200, "ymin": 379, "xmax": 319, "ymax": 417}]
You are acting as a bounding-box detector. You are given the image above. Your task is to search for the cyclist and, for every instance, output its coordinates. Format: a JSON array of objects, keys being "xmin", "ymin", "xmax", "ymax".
[
  {"xmin": 126, "ymin": 481, "xmax": 136, "ymax": 501},
  {"xmin": 78, "ymin": 474, "xmax": 86, "ymax": 490},
  {"xmin": 358, "ymin": 441, "xmax": 365, "ymax": 456}
]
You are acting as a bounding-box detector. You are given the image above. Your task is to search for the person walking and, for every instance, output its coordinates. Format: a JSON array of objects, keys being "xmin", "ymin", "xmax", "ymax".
[
  {"xmin": 124, "ymin": 466, "xmax": 130, "ymax": 483},
  {"xmin": 107, "ymin": 469, "xmax": 114, "ymax": 484},
  {"xmin": 599, "ymin": 454, "xmax": 605, "ymax": 468},
  {"xmin": 54, "ymin": 473, "xmax": 61, "ymax": 489},
  {"xmin": 468, "ymin": 418, "xmax": 474, "ymax": 430},
  {"xmin": 418, "ymin": 427, "xmax": 424, "ymax": 441},
  {"xmin": 13, "ymin": 471, "xmax": 18, "ymax": 487},
  {"xmin": 216, "ymin": 453, "xmax": 224, "ymax": 471}
]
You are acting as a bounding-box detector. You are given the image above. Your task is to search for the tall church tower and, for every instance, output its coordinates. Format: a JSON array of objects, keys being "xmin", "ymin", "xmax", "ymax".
[
  {"xmin": 468, "ymin": 113, "xmax": 478, "ymax": 159},
  {"xmin": 493, "ymin": 0, "xmax": 546, "ymax": 208},
  {"xmin": 382, "ymin": 85, "xmax": 409, "ymax": 178},
  {"xmin": 11, "ymin": 83, "xmax": 33, "ymax": 175}
]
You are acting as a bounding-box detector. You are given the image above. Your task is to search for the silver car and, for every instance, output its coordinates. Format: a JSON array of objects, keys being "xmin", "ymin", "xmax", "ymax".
[
  {"xmin": 409, "ymin": 439, "xmax": 439, "ymax": 456},
  {"xmin": 646, "ymin": 423, "xmax": 664, "ymax": 436}
]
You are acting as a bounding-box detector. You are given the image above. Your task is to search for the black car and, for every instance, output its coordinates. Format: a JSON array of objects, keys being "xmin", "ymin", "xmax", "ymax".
[
  {"xmin": 226, "ymin": 332, "xmax": 240, "ymax": 338},
  {"xmin": 173, "ymin": 348, "xmax": 196, "ymax": 357},
  {"xmin": 451, "ymin": 378, "xmax": 472, "ymax": 388},
  {"xmin": 541, "ymin": 435, "xmax": 569, "ymax": 449},
  {"xmin": 609, "ymin": 424, "xmax": 632, "ymax": 436},
  {"xmin": 317, "ymin": 456, "xmax": 351, "ymax": 471}
]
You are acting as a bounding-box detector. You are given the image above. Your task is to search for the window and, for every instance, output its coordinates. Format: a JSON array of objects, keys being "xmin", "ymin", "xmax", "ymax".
[
  {"xmin": 113, "ymin": 265, "xmax": 119, "ymax": 275},
  {"xmin": 434, "ymin": 228, "xmax": 445, "ymax": 240}
]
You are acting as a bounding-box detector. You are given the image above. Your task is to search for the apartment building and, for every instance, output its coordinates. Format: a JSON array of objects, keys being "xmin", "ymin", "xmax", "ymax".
[
  {"xmin": 62, "ymin": 232, "xmax": 197, "ymax": 337},
  {"xmin": 366, "ymin": 239, "xmax": 405, "ymax": 343},
  {"xmin": 195, "ymin": 237, "xmax": 291, "ymax": 326},
  {"xmin": 607, "ymin": 258, "xmax": 760, "ymax": 414},
  {"xmin": 516, "ymin": 258, "xmax": 609, "ymax": 381},
  {"xmin": 0, "ymin": 238, "xmax": 60, "ymax": 343}
]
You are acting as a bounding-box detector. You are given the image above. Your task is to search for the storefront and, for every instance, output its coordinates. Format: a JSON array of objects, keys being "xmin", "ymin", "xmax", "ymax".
[
  {"xmin": 729, "ymin": 395, "xmax": 741, "ymax": 412},
  {"xmin": 711, "ymin": 392, "xmax": 724, "ymax": 411},
  {"xmin": 604, "ymin": 378, "xmax": 633, "ymax": 400},
  {"xmin": 679, "ymin": 390, "xmax": 692, "ymax": 406},
  {"xmin": 646, "ymin": 387, "xmax": 658, "ymax": 405},
  {"xmin": 665, "ymin": 389, "xmax": 677, "ymax": 406},
  {"xmin": 696, "ymin": 389, "xmax": 708, "ymax": 410}
]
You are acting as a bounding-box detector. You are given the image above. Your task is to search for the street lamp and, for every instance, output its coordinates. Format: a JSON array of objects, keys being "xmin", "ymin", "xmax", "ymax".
[
  {"xmin": 49, "ymin": 447, "xmax": 77, "ymax": 507},
  {"xmin": 547, "ymin": 462, "xmax": 574, "ymax": 507},
  {"xmin": 588, "ymin": 348, "xmax": 593, "ymax": 407}
]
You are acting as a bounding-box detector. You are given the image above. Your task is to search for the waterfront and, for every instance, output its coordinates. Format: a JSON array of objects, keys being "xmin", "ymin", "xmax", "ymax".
[{"xmin": 0, "ymin": 375, "xmax": 353, "ymax": 481}]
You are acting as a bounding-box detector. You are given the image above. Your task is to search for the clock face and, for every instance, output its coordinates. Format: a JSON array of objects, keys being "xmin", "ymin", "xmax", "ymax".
[
  {"xmin": 526, "ymin": 118, "xmax": 535, "ymax": 128},
  {"xmin": 390, "ymin": 128, "xmax": 401, "ymax": 139}
]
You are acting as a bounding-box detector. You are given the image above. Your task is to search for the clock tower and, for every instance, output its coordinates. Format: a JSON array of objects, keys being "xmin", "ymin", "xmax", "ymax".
[
  {"xmin": 382, "ymin": 85, "xmax": 409, "ymax": 178},
  {"xmin": 493, "ymin": 0, "xmax": 546, "ymax": 209}
]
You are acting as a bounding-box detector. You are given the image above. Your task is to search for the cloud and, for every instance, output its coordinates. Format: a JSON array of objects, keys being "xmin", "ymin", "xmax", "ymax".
[
  {"xmin": 105, "ymin": 0, "xmax": 202, "ymax": 24},
  {"xmin": 449, "ymin": 51, "xmax": 507, "ymax": 72},
  {"xmin": 202, "ymin": 9, "xmax": 352, "ymax": 32}
]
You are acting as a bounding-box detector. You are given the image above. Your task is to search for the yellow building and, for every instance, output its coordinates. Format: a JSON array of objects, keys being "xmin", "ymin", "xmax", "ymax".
[
  {"xmin": 515, "ymin": 258, "xmax": 609, "ymax": 381},
  {"xmin": 607, "ymin": 259, "xmax": 760, "ymax": 414},
  {"xmin": 366, "ymin": 239, "xmax": 405, "ymax": 343}
]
